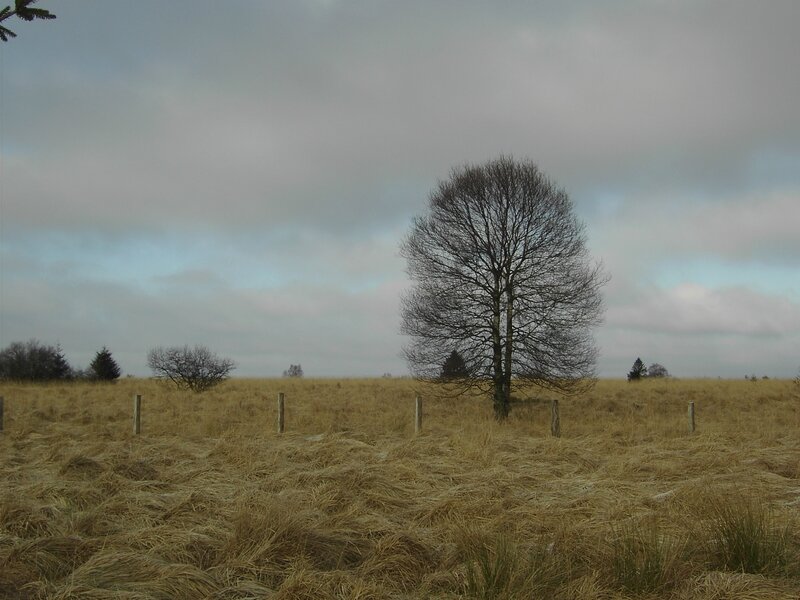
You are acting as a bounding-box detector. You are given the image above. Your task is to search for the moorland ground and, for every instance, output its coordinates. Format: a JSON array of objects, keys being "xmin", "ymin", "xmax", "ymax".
[{"xmin": 1, "ymin": 378, "xmax": 799, "ymax": 599}]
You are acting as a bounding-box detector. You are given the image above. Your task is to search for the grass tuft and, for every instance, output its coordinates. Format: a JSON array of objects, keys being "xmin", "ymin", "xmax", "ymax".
[
  {"xmin": 702, "ymin": 497, "xmax": 791, "ymax": 575},
  {"xmin": 463, "ymin": 535, "xmax": 568, "ymax": 600},
  {"xmin": 609, "ymin": 517, "xmax": 684, "ymax": 594},
  {"xmin": 464, "ymin": 536, "xmax": 518, "ymax": 599}
]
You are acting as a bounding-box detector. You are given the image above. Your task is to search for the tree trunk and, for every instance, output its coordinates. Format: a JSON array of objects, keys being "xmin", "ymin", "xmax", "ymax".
[
  {"xmin": 491, "ymin": 290, "xmax": 508, "ymax": 420},
  {"xmin": 502, "ymin": 285, "xmax": 514, "ymax": 417}
]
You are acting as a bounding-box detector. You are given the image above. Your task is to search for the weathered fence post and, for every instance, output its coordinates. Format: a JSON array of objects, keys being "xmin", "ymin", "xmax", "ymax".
[
  {"xmin": 688, "ymin": 401, "xmax": 695, "ymax": 434},
  {"xmin": 550, "ymin": 399, "xmax": 561, "ymax": 438},
  {"xmin": 133, "ymin": 394, "xmax": 141, "ymax": 435},
  {"xmin": 0, "ymin": 396, "xmax": 4, "ymax": 433},
  {"xmin": 278, "ymin": 392, "xmax": 285, "ymax": 434},
  {"xmin": 415, "ymin": 396, "xmax": 422, "ymax": 434}
]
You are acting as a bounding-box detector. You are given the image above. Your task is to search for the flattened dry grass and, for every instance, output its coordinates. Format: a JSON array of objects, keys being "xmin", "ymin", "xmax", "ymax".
[{"xmin": 0, "ymin": 378, "xmax": 798, "ymax": 598}]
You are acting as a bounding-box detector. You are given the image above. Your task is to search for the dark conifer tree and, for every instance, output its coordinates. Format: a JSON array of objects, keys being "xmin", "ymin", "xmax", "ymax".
[
  {"xmin": 627, "ymin": 357, "xmax": 647, "ymax": 382},
  {"xmin": 0, "ymin": 1, "xmax": 56, "ymax": 42},
  {"xmin": 90, "ymin": 347, "xmax": 121, "ymax": 381},
  {"xmin": 440, "ymin": 350, "xmax": 468, "ymax": 380}
]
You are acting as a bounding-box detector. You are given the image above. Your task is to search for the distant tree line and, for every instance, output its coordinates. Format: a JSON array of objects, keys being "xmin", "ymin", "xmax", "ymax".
[
  {"xmin": 627, "ymin": 357, "xmax": 670, "ymax": 381},
  {"xmin": 0, "ymin": 339, "xmax": 292, "ymax": 393},
  {"xmin": 0, "ymin": 340, "xmax": 121, "ymax": 382},
  {"xmin": 434, "ymin": 350, "xmax": 677, "ymax": 384},
  {"xmin": 745, "ymin": 374, "xmax": 773, "ymax": 382}
]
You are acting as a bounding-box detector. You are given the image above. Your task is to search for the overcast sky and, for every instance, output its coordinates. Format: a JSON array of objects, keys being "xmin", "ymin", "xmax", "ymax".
[{"xmin": 1, "ymin": 1, "xmax": 798, "ymax": 379}]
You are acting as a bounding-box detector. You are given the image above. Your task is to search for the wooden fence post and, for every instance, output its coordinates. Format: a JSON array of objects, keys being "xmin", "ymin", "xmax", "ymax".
[
  {"xmin": 0, "ymin": 396, "xmax": 4, "ymax": 433},
  {"xmin": 133, "ymin": 394, "xmax": 141, "ymax": 435},
  {"xmin": 688, "ymin": 401, "xmax": 695, "ymax": 434},
  {"xmin": 550, "ymin": 399, "xmax": 561, "ymax": 438},
  {"xmin": 415, "ymin": 396, "xmax": 422, "ymax": 434},
  {"xmin": 278, "ymin": 392, "xmax": 285, "ymax": 434}
]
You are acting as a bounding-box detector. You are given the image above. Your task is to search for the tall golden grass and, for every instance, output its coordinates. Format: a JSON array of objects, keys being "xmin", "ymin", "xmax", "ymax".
[{"xmin": 1, "ymin": 377, "xmax": 798, "ymax": 598}]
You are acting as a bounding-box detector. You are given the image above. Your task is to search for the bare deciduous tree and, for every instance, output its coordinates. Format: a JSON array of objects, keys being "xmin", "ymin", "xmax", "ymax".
[
  {"xmin": 0, "ymin": 339, "xmax": 72, "ymax": 381},
  {"xmin": 147, "ymin": 345, "xmax": 235, "ymax": 392},
  {"xmin": 283, "ymin": 364, "xmax": 304, "ymax": 378},
  {"xmin": 647, "ymin": 363, "xmax": 669, "ymax": 378},
  {"xmin": 401, "ymin": 156, "xmax": 607, "ymax": 420}
]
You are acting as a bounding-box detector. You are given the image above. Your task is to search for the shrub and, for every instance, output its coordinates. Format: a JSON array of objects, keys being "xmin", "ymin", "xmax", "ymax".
[
  {"xmin": 89, "ymin": 346, "xmax": 121, "ymax": 381},
  {"xmin": 0, "ymin": 339, "xmax": 72, "ymax": 381},
  {"xmin": 147, "ymin": 345, "xmax": 235, "ymax": 392}
]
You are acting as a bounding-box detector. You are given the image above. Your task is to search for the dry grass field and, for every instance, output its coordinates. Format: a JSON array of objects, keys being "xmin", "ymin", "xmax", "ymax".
[{"xmin": 1, "ymin": 377, "xmax": 799, "ymax": 599}]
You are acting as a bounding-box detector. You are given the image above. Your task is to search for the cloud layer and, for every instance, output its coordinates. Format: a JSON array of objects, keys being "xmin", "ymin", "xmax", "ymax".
[{"xmin": 1, "ymin": 1, "xmax": 798, "ymax": 377}]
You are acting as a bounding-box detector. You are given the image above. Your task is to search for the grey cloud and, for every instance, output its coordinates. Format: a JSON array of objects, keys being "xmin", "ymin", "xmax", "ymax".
[
  {"xmin": 606, "ymin": 283, "xmax": 800, "ymax": 337},
  {"xmin": 589, "ymin": 189, "xmax": 800, "ymax": 286},
  {"xmin": 597, "ymin": 326, "xmax": 800, "ymax": 379},
  {"xmin": 4, "ymin": 1, "xmax": 799, "ymax": 235},
  {"xmin": 597, "ymin": 281, "xmax": 800, "ymax": 378},
  {"xmin": 0, "ymin": 270, "xmax": 409, "ymax": 378},
  {"xmin": 2, "ymin": 1, "xmax": 799, "ymax": 379}
]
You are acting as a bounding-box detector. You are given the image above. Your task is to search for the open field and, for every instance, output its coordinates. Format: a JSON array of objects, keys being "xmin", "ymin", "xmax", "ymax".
[{"xmin": 1, "ymin": 378, "xmax": 799, "ymax": 599}]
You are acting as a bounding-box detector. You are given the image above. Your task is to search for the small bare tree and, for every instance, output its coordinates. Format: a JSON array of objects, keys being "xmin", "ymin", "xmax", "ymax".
[
  {"xmin": 647, "ymin": 363, "xmax": 669, "ymax": 378},
  {"xmin": 147, "ymin": 345, "xmax": 235, "ymax": 392},
  {"xmin": 283, "ymin": 364, "xmax": 304, "ymax": 378},
  {"xmin": 401, "ymin": 156, "xmax": 607, "ymax": 420}
]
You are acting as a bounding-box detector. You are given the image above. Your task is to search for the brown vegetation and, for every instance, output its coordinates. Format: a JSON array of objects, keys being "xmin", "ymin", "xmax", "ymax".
[{"xmin": 1, "ymin": 378, "xmax": 799, "ymax": 598}]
